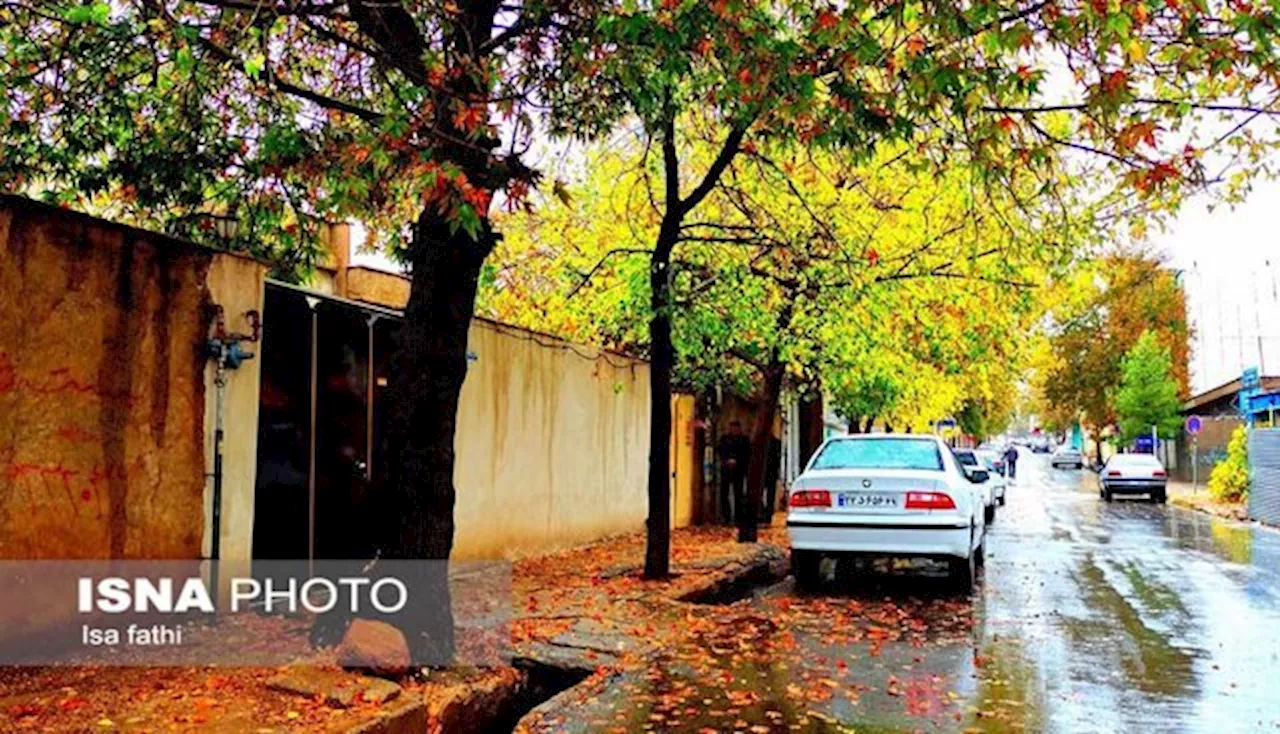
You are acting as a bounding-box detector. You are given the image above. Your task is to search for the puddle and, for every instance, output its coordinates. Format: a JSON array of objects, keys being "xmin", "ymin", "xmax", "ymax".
[
  {"xmin": 486, "ymin": 659, "xmax": 589, "ymax": 733},
  {"xmin": 1063, "ymin": 555, "xmax": 1197, "ymax": 697}
]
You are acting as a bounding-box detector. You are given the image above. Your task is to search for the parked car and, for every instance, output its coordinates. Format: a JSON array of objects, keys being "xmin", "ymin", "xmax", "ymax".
[
  {"xmin": 1031, "ymin": 436, "xmax": 1051, "ymax": 453},
  {"xmin": 786, "ymin": 435, "xmax": 988, "ymax": 592},
  {"xmin": 975, "ymin": 449, "xmax": 1008, "ymax": 506},
  {"xmin": 953, "ymin": 448, "xmax": 998, "ymax": 524},
  {"xmin": 1099, "ymin": 453, "xmax": 1167, "ymax": 503},
  {"xmin": 1051, "ymin": 445, "xmax": 1084, "ymax": 469}
]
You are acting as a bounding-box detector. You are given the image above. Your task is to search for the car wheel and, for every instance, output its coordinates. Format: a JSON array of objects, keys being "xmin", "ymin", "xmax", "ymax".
[
  {"xmin": 975, "ymin": 535, "xmax": 987, "ymax": 568},
  {"xmin": 1103, "ymin": 488, "xmax": 1113, "ymax": 502},
  {"xmin": 984, "ymin": 504, "xmax": 996, "ymax": 525},
  {"xmin": 950, "ymin": 552, "xmax": 976, "ymax": 594},
  {"xmin": 1153, "ymin": 490, "xmax": 1167, "ymax": 504},
  {"xmin": 792, "ymin": 549, "xmax": 822, "ymax": 589},
  {"xmin": 998, "ymin": 494, "xmax": 1006, "ymax": 507}
]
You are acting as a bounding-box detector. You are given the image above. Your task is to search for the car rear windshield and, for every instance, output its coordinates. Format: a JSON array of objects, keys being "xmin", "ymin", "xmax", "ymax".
[
  {"xmin": 810, "ymin": 438, "xmax": 944, "ymax": 471},
  {"xmin": 1109, "ymin": 454, "xmax": 1162, "ymax": 468},
  {"xmin": 954, "ymin": 451, "xmax": 979, "ymax": 466}
]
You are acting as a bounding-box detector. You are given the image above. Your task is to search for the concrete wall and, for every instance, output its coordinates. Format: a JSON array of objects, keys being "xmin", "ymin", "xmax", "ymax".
[
  {"xmin": 0, "ymin": 197, "xmax": 267, "ymax": 564},
  {"xmin": 452, "ymin": 320, "xmax": 652, "ymax": 558},
  {"xmin": 293, "ymin": 240, "xmax": 669, "ymax": 559},
  {"xmin": 347, "ymin": 266, "xmax": 410, "ymax": 309},
  {"xmin": 202, "ymin": 255, "xmax": 266, "ymax": 592},
  {"xmin": 0, "ymin": 198, "xmax": 685, "ymax": 583}
]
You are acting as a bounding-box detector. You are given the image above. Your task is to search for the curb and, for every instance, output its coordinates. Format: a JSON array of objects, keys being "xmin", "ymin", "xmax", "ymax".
[{"xmin": 339, "ymin": 697, "xmax": 427, "ymax": 734}]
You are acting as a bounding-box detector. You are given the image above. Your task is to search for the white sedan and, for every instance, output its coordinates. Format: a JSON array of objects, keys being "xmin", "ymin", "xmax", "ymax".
[
  {"xmin": 787, "ymin": 434, "xmax": 988, "ymax": 592},
  {"xmin": 1099, "ymin": 453, "xmax": 1168, "ymax": 503},
  {"xmin": 975, "ymin": 449, "xmax": 1008, "ymax": 507}
]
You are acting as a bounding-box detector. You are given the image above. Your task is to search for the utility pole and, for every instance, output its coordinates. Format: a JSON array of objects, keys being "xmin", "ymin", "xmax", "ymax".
[
  {"xmin": 1254, "ymin": 268, "xmax": 1266, "ymax": 374},
  {"xmin": 1193, "ymin": 261, "xmax": 1208, "ymax": 390},
  {"xmin": 1217, "ymin": 271, "xmax": 1228, "ymax": 381},
  {"xmin": 1237, "ymin": 302, "xmax": 1246, "ymax": 373}
]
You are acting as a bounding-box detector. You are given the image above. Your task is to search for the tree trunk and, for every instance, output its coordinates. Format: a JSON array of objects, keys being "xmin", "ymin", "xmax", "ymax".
[
  {"xmin": 848, "ymin": 415, "xmax": 863, "ymax": 434},
  {"xmin": 739, "ymin": 362, "xmax": 784, "ymax": 543},
  {"xmin": 863, "ymin": 416, "xmax": 877, "ymax": 434},
  {"xmin": 374, "ymin": 210, "xmax": 494, "ymax": 664},
  {"xmin": 644, "ymin": 220, "xmax": 679, "ymax": 579}
]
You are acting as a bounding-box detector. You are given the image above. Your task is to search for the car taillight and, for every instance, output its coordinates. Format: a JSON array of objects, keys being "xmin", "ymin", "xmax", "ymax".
[
  {"xmin": 1152, "ymin": 470, "xmax": 1166, "ymax": 477},
  {"xmin": 1107, "ymin": 470, "xmax": 1122, "ymax": 477},
  {"xmin": 904, "ymin": 491, "xmax": 955, "ymax": 510},
  {"xmin": 790, "ymin": 490, "xmax": 832, "ymax": 508}
]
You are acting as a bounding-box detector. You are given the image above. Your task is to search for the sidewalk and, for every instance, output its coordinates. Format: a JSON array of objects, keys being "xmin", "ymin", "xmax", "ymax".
[
  {"xmin": 1, "ymin": 523, "xmax": 789, "ymax": 733},
  {"xmin": 1167, "ymin": 481, "xmax": 1250, "ymax": 523}
]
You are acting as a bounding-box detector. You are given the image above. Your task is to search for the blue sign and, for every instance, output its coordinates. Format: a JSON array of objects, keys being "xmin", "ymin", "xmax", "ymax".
[
  {"xmin": 1185, "ymin": 415, "xmax": 1202, "ymax": 435},
  {"xmin": 1243, "ymin": 367, "xmax": 1261, "ymax": 390},
  {"xmin": 1134, "ymin": 435, "xmax": 1155, "ymax": 453}
]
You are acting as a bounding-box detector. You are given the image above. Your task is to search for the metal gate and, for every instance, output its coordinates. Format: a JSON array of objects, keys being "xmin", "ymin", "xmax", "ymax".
[
  {"xmin": 252, "ymin": 281, "xmax": 402, "ymax": 563},
  {"xmin": 1247, "ymin": 428, "xmax": 1280, "ymax": 525}
]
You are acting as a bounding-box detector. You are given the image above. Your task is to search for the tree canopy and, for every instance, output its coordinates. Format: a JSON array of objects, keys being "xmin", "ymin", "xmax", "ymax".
[
  {"xmin": 1033, "ymin": 253, "xmax": 1190, "ymax": 434},
  {"xmin": 1115, "ymin": 329, "xmax": 1185, "ymax": 444},
  {"xmin": 485, "ymin": 131, "xmax": 1086, "ymax": 434}
]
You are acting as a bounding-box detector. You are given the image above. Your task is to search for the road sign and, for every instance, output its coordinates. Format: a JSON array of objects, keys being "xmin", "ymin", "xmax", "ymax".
[
  {"xmin": 1185, "ymin": 415, "xmax": 1203, "ymax": 436},
  {"xmin": 1243, "ymin": 367, "xmax": 1261, "ymax": 390}
]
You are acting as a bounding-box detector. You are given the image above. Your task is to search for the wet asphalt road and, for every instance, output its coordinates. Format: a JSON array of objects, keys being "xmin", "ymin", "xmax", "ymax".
[
  {"xmin": 962, "ymin": 451, "xmax": 1280, "ymax": 732},
  {"xmin": 542, "ymin": 451, "xmax": 1280, "ymax": 733}
]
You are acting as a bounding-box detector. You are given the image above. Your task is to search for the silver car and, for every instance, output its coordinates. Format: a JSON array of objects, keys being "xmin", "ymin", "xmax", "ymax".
[{"xmin": 1051, "ymin": 445, "xmax": 1084, "ymax": 469}]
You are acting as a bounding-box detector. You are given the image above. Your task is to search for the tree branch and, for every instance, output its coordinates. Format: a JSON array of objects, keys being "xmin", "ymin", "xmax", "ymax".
[
  {"xmin": 567, "ymin": 247, "xmax": 653, "ymax": 300},
  {"xmin": 679, "ymin": 123, "xmax": 748, "ymax": 215}
]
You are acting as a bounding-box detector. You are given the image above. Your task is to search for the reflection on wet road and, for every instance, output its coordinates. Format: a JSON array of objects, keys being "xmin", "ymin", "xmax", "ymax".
[
  {"xmin": 541, "ymin": 452, "xmax": 1280, "ymax": 733},
  {"xmin": 976, "ymin": 454, "xmax": 1280, "ymax": 732}
]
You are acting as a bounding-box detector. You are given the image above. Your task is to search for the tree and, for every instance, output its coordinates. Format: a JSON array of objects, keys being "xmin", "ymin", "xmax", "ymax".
[
  {"xmin": 1114, "ymin": 330, "xmax": 1183, "ymax": 446},
  {"xmin": 487, "ymin": 133, "xmax": 1086, "ymax": 544},
  {"xmin": 543, "ymin": 0, "xmax": 1280, "ymax": 574},
  {"xmin": 1036, "ymin": 253, "xmax": 1191, "ymax": 459},
  {"xmin": 1, "ymin": 0, "xmax": 592, "ymax": 663}
]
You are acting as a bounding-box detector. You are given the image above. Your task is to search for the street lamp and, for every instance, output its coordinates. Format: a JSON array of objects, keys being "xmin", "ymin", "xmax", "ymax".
[{"xmin": 210, "ymin": 214, "xmax": 239, "ymax": 241}]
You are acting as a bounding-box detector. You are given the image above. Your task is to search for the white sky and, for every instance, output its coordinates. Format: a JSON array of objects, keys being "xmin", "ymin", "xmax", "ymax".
[{"xmin": 1151, "ymin": 181, "xmax": 1280, "ymax": 394}]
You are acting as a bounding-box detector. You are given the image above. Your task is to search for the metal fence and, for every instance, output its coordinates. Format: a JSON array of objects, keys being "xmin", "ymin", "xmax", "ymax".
[{"xmin": 1248, "ymin": 428, "xmax": 1280, "ymax": 525}]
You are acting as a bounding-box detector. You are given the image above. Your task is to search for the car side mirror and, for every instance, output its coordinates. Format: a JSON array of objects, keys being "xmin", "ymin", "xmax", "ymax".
[{"xmin": 967, "ymin": 469, "xmax": 990, "ymax": 483}]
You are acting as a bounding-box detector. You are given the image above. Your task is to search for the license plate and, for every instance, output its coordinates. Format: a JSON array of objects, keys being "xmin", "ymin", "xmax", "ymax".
[{"xmin": 838, "ymin": 492, "xmax": 898, "ymax": 508}]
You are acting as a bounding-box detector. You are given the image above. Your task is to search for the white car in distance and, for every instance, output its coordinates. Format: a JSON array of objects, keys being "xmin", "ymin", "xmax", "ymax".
[
  {"xmin": 786, "ymin": 435, "xmax": 988, "ymax": 592},
  {"xmin": 975, "ymin": 449, "xmax": 1008, "ymax": 507}
]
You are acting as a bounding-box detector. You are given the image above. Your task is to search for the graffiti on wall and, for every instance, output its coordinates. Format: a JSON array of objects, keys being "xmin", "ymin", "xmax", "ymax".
[
  {"xmin": 0, "ymin": 352, "xmax": 151, "ymax": 523},
  {"xmin": 0, "ymin": 199, "xmax": 216, "ymax": 560}
]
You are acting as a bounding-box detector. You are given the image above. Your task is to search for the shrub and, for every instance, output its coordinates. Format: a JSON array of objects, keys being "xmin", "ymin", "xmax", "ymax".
[{"xmin": 1208, "ymin": 427, "xmax": 1250, "ymax": 503}]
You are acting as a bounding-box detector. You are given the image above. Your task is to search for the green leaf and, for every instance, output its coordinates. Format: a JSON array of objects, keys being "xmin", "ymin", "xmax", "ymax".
[
  {"xmin": 244, "ymin": 53, "xmax": 265, "ymax": 79},
  {"xmin": 64, "ymin": 2, "xmax": 109, "ymax": 25}
]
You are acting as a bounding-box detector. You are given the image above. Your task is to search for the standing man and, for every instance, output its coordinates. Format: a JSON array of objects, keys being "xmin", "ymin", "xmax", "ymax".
[
  {"xmin": 717, "ymin": 420, "xmax": 750, "ymax": 525},
  {"xmin": 760, "ymin": 434, "xmax": 782, "ymax": 523},
  {"xmin": 1004, "ymin": 443, "xmax": 1019, "ymax": 482}
]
